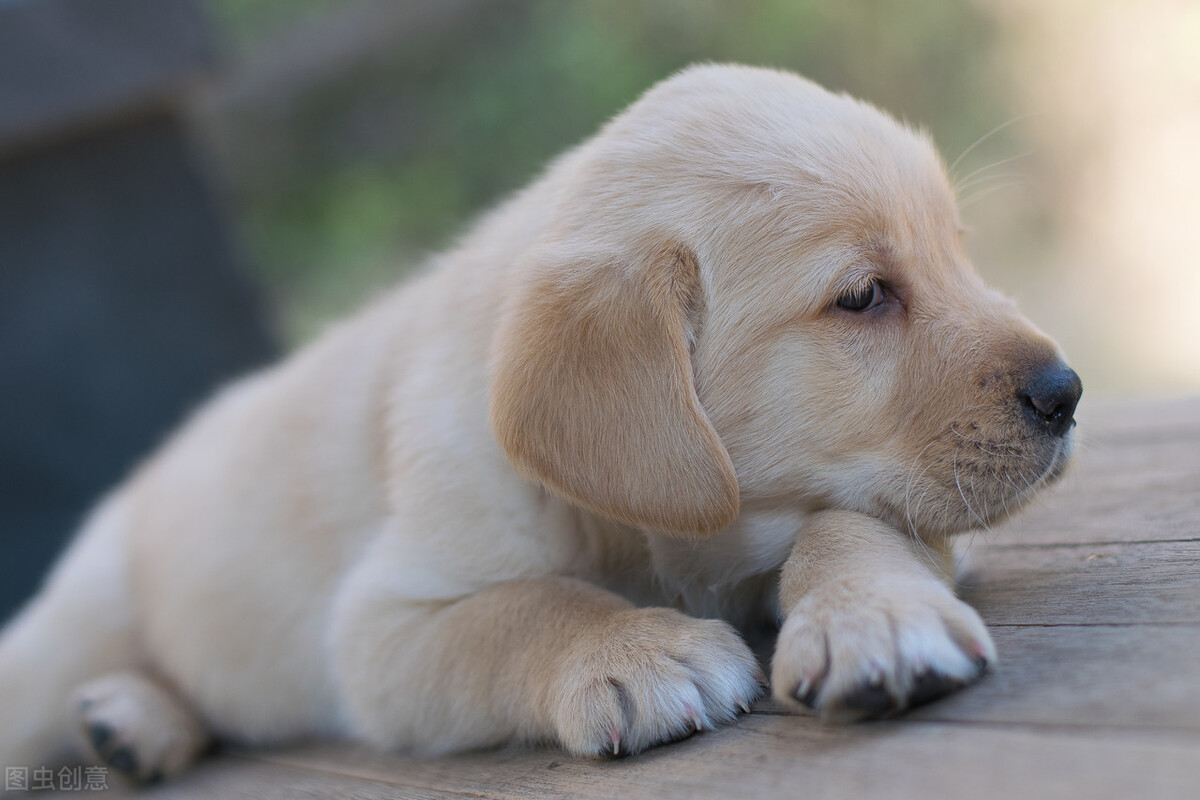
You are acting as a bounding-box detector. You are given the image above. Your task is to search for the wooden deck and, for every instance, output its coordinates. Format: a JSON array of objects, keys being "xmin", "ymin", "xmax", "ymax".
[{"xmin": 63, "ymin": 395, "xmax": 1200, "ymax": 799}]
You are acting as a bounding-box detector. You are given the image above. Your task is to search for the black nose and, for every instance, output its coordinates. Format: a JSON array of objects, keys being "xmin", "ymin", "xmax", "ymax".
[{"xmin": 1019, "ymin": 363, "xmax": 1082, "ymax": 437}]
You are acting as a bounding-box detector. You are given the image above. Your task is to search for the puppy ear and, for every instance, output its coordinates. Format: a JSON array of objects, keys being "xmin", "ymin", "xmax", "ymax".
[{"xmin": 489, "ymin": 241, "xmax": 739, "ymax": 537}]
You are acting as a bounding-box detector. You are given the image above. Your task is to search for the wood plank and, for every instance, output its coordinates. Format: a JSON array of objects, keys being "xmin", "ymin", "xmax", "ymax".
[
  {"xmin": 959, "ymin": 540, "xmax": 1200, "ymax": 625},
  {"xmin": 909, "ymin": 625, "xmax": 1200, "ymax": 731},
  {"xmin": 55, "ymin": 619, "xmax": 1200, "ymax": 799},
  {"xmin": 75, "ymin": 720, "xmax": 1200, "ymax": 800},
  {"xmin": 43, "ymin": 755, "xmax": 455, "ymax": 800},
  {"xmin": 745, "ymin": 624, "xmax": 1200, "ymax": 732}
]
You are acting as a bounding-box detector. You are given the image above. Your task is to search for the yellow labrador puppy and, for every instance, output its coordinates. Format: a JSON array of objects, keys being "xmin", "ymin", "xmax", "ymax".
[{"xmin": 0, "ymin": 64, "xmax": 1081, "ymax": 780}]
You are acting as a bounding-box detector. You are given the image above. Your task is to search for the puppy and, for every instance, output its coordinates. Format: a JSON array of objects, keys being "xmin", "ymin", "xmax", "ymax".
[{"xmin": 0, "ymin": 64, "xmax": 1081, "ymax": 780}]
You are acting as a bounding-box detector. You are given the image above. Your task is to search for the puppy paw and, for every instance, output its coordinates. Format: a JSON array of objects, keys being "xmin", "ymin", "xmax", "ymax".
[
  {"xmin": 73, "ymin": 672, "xmax": 209, "ymax": 782},
  {"xmin": 771, "ymin": 576, "xmax": 995, "ymax": 720},
  {"xmin": 552, "ymin": 608, "xmax": 763, "ymax": 756}
]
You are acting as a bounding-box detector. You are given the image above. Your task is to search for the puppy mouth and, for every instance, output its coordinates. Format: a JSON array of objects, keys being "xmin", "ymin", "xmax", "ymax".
[
  {"xmin": 1041, "ymin": 435, "xmax": 1073, "ymax": 484},
  {"xmin": 952, "ymin": 427, "xmax": 1071, "ymax": 528},
  {"xmin": 1002, "ymin": 434, "xmax": 1070, "ymax": 502},
  {"xmin": 888, "ymin": 423, "xmax": 1073, "ymax": 537}
]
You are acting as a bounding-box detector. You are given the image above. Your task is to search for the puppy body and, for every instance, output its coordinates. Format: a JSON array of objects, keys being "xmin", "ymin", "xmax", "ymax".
[{"xmin": 0, "ymin": 65, "xmax": 1078, "ymax": 778}]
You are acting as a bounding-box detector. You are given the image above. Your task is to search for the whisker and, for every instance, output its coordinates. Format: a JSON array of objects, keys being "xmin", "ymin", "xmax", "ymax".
[
  {"xmin": 952, "ymin": 152, "xmax": 1031, "ymax": 193},
  {"xmin": 953, "ymin": 450, "xmax": 991, "ymax": 531},
  {"xmin": 954, "ymin": 170, "xmax": 1027, "ymax": 196},
  {"xmin": 903, "ymin": 440, "xmax": 939, "ymax": 537},
  {"xmin": 948, "ymin": 114, "xmax": 1035, "ymax": 178},
  {"xmin": 971, "ymin": 474, "xmax": 991, "ymax": 529},
  {"xmin": 910, "ymin": 530, "xmax": 941, "ymax": 574},
  {"xmin": 947, "ymin": 426, "xmax": 1039, "ymax": 459},
  {"xmin": 959, "ymin": 180, "xmax": 1026, "ymax": 209}
]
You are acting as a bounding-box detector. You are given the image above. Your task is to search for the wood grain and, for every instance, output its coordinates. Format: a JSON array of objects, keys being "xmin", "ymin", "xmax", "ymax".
[
  {"xmin": 960, "ymin": 540, "xmax": 1200, "ymax": 625},
  {"xmin": 102, "ymin": 721, "xmax": 1200, "ymax": 800},
  {"xmin": 910, "ymin": 625, "xmax": 1200, "ymax": 730}
]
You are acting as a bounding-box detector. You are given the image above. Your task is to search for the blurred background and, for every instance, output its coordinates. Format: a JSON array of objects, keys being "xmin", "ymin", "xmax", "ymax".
[{"xmin": 1, "ymin": 0, "xmax": 1197, "ymax": 620}]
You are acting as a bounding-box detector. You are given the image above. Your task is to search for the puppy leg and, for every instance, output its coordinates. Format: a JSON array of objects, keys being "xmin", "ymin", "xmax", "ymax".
[
  {"xmin": 73, "ymin": 671, "xmax": 210, "ymax": 783},
  {"xmin": 331, "ymin": 575, "xmax": 762, "ymax": 757},
  {"xmin": 771, "ymin": 510, "xmax": 995, "ymax": 719}
]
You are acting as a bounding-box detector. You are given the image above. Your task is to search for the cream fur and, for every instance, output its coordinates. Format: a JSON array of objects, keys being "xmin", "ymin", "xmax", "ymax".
[{"xmin": 0, "ymin": 64, "xmax": 1077, "ymax": 780}]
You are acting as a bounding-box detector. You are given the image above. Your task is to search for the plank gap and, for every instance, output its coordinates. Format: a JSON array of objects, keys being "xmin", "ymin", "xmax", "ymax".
[
  {"xmin": 741, "ymin": 710, "xmax": 1200, "ymax": 739},
  {"xmin": 982, "ymin": 537, "xmax": 1200, "ymax": 550},
  {"xmin": 226, "ymin": 750, "xmax": 500, "ymax": 799},
  {"xmin": 987, "ymin": 621, "xmax": 1200, "ymax": 628}
]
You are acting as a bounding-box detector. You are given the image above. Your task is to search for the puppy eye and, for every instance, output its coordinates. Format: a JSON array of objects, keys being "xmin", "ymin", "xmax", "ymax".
[{"xmin": 836, "ymin": 279, "xmax": 884, "ymax": 312}]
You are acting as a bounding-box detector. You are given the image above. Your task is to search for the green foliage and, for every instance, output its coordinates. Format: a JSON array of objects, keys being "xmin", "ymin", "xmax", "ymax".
[{"xmin": 208, "ymin": 0, "xmax": 1006, "ymax": 341}]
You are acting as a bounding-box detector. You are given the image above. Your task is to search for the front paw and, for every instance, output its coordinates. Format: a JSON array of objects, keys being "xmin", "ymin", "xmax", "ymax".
[
  {"xmin": 771, "ymin": 576, "xmax": 995, "ymax": 720},
  {"xmin": 551, "ymin": 608, "xmax": 763, "ymax": 757}
]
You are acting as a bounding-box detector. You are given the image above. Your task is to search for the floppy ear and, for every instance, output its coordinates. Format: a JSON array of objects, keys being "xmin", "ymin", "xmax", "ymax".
[{"xmin": 489, "ymin": 241, "xmax": 739, "ymax": 537}]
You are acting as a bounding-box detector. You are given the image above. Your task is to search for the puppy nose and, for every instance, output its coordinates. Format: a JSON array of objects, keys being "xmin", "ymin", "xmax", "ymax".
[{"xmin": 1019, "ymin": 363, "xmax": 1082, "ymax": 437}]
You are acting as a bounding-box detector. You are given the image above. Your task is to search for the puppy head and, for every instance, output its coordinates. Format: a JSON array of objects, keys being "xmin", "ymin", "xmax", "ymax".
[{"xmin": 490, "ymin": 65, "xmax": 1080, "ymax": 539}]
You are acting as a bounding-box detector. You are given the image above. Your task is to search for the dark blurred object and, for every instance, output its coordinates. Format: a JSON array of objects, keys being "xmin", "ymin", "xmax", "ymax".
[{"xmin": 0, "ymin": 0, "xmax": 276, "ymax": 622}]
